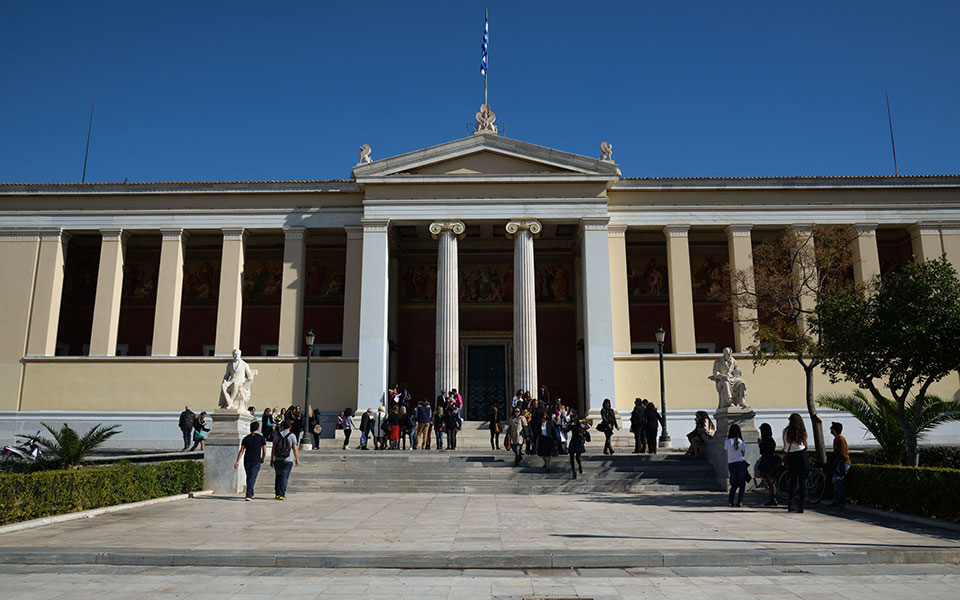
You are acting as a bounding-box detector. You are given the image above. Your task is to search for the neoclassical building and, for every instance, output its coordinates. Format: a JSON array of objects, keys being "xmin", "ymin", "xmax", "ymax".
[{"xmin": 1, "ymin": 131, "xmax": 959, "ymax": 447}]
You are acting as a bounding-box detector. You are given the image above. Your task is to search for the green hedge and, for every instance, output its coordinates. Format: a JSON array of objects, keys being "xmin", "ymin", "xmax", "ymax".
[
  {"xmin": 0, "ymin": 461, "xmax": 203, "ymax": 526},
  {"xmin": 846, "ymin": 464, "xmax": 960, "ymax": 522},
  {"xmin": 860, "ymin": 445, "xmax": 960, "ymax": 469}
]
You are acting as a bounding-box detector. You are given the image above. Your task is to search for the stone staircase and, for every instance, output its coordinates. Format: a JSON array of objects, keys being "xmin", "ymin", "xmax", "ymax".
[
  {"xmin": 316, "ymin": 419, "xmax": 662, "ymax": 451},
  {"xmin": 257, "ymin": 450, "xmax": 719, "ymax": 495}
]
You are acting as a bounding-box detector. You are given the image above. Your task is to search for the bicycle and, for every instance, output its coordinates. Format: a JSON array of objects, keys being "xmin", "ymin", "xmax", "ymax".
[{"xmin": 776, "ymin": 465, "xmax": 826, "ymax": 505}]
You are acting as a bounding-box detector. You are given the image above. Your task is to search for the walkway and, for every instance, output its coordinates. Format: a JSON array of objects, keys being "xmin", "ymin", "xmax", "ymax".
[{"xmin": 1, "ymin": 490, "xmax": 958, "ymax": 569}]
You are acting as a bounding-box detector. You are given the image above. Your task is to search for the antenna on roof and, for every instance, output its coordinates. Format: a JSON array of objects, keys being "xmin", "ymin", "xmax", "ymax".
[
  {"xmin": 885, "ymin": 90, "xmax": 899, "ymax": 177},
  {"xmin": 81, "ymin": 101, "xmax": 95, "ymax": 183}
]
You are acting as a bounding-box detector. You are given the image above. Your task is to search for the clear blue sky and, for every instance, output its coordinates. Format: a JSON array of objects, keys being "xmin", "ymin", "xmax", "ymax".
[{"xmin": 2, "ymin": 1, "xmax": 959, "ymax": 182}]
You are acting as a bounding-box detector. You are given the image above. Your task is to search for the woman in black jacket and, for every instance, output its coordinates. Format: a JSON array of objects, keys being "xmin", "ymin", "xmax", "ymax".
[
  {"xmin": 600, "ymin": 399, "xmax": 619, "ymax": 455},
  {"xmin": 444, "ymin": 403, "xmax": 459, "ymax": 450}
]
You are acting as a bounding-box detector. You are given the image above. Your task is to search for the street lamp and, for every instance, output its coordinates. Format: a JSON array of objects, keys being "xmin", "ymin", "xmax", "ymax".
[
  {"xmin": 655, "ymin": 326, "xmax": 671, "ymax": 448},
  {"xmin": 302, "ymin": 329, "xmax": 315, "ymax": 450}
]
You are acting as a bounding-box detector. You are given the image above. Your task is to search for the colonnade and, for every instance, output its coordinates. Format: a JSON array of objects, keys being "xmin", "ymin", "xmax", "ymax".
[{"xmin": 18, "ymin": 220, "xmax": 960, "ymax": 415}]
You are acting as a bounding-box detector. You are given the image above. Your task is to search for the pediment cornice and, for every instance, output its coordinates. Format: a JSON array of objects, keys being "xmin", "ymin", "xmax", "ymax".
[{"xmin": 352, "ymin": 133, "xmax": 620, "ymax": 183}]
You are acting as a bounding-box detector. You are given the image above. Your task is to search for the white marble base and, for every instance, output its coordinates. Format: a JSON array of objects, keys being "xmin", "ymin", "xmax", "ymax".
[{"xmin": 203, "ymin": 411, "xmax": 255, "ymax": 495}]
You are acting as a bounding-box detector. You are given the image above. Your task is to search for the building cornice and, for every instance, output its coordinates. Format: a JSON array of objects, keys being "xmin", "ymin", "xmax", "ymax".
[
  {"xmin": 612, "ymin": 175, "xmax": 960, "ymax": 191},
  {"xmin": 0, "ymin": 181, "xmax": 360, "ymax": 196}
]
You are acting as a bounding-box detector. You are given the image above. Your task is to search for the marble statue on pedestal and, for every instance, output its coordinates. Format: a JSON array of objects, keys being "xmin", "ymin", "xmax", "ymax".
[
  {"xmin": 219, "ymin": 349, "xmax": 256, "ymax": 412},
  {"xmin": 708, "ymin": 347, "xmax": 749, "ymax": 409}
]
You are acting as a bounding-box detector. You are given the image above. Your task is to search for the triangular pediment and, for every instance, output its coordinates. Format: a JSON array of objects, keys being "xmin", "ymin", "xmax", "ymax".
[{"xmin": 352, "ymin": 134, "xmax": 620, "ymax": 181}]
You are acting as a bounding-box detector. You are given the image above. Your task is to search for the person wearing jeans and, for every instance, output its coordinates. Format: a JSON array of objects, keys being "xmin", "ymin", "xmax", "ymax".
[
  {"xmin": 724, "ymin": 424, "xmax": 748, "ymax": 507},
  {"xmin": 506, "ymin": 407, "xmax": 527, "ymax": 467},
  {"xmin": 829, "ymin": 422, "xmax": 851, "ymax": 508},
  {"xmin": 234, "ymin": 421, "xmax": 266, "ymax": 501},
  {"xmin": 783, "ymin": 413, "xmax": 809, "ymax": 513},
  {"xmin": 270, "ymin": 420, "xmax": 300, "ymax": 500}
]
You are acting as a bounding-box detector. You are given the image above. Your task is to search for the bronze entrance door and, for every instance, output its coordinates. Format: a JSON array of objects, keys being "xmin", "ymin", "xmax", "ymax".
[{"xmin": 464, "ymin": 344, "xmax": 508, "ymax": 421}]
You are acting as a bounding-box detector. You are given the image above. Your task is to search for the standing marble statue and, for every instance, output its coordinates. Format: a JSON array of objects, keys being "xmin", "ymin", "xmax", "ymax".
[
  {"xmin": 220, "ymin": 349, "xmax": 256, "ymax": 412},
  {"xmin": 708, "ymin": 347, "xmax": 749, "ymax": 409}
]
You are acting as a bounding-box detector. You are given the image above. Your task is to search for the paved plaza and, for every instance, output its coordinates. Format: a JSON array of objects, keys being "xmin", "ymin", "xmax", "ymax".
[
  {"xmin": 2, "ymin": 563, "xmax": 959, "ymax": 599},
  {"xmin": 1, "ymin": 490, "xmax": 958, "ymax": 570}
]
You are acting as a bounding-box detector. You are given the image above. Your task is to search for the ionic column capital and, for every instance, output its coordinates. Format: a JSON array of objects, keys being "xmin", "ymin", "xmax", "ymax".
[
  {"xmin": 724, "ymin": 224, "xmax": 753, "ymax": 240},
  {"xmin": 506, "ymin": 220, "xmax": 542, "ymax": 238},
  {"xmin": 429, "ymin": 220, "xmax": 466, "ymax": 240}
]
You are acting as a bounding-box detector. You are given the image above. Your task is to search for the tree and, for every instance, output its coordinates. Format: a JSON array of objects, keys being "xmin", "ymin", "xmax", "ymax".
[
  {"xmin": 722, "ymin": 225, "xmax": 855, "ymax": 463},
  {"xmin": 813, "ymin": 256, "xmax": 960, "ymax": 466},
  {"xmin": 25, "ymin": 422, "xmax": 122, "ymax": 468},
  {"xmin": 817, "ymin": 390, "xmax": 960, "ymax": 464}
]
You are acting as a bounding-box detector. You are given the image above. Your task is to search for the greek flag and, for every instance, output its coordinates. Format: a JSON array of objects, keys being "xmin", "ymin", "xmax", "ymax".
[{"xmin": 480, "ymin": 16, "xmax": 488, "ymax": 76}]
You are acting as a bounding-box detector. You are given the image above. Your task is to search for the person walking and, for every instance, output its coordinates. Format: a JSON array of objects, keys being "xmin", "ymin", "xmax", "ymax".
[
  {"xmin": 234, "ymin": 421, "xmax": 267, "ymax": 501},
  {"xmin": 358, "ymin": 408, "xmax": 373, "ymax": 450},
  {"xmin": 340, "ymin": 407, "xmax": 355, "ymax": 450},
  {"xmin": 188, "ymin": 411, "xmax": 209, "ymax": 451},
  {"xmin": 270, "ymin": 419, "xmax": 299, "ymax": 500},
  {"xmin": 444, "ymin": 402, "xmax": 459, "ymax": 450},
  {"xmin": 644, "ymin": 402, "xmax": 664, "ymax": 454},
  {"xmin": 629, "ymin": 398, "xmax": 646, "ymax": 453},
  {"xmin": 506, "ymin": 406, "xmax": 527, "ymax": 467},
  {"xmin": 565, "ymin": 411, "xmax": 589, "ymax": 479},
  {"xmin": 537, "ymin": 413, "xmax": 557, "ymax": 471},
  {"xmin": 309, "ymin": 408, "xmax": 322, "ymax": 449},
  {"xmin": 387, "ymin": 406, "xmax": 401, "ymax": 449},
  {"xmin": 178, "ymin": 406, "xmax": 196, "ymax": 451},
  {"xmin": 489, "ymin": 405, "xmax": 501, "ymax": 450},
  {"xmin": 402, "ymin": 405, "xmax": 417, "ymax": 450},
  {"xmin": 600, "ymin": 398, "xmax": 619, "ymax": 455},
  {"xmin": 828, "ymin": 422, "xmax": 851, "ymax": 508},
  {"xmin": 261, "ymin": 407, "xmax": 275, "ymax": 443},
  {"xmin": 783, "ymin": 413, "xmax": 809, "ymax": 513},
  {"xmin": 415, "ymin": 400, "xmax": 432, "ymax": 449},
  {"xmin": 725, "ymin": 424, "xmax": 748, "ymax": 507},
  {"xmin": 757, "ymin": 423, "xmax": 782, "ymax": 506},
  {"xmin": 374, "ymin": 405, "xmax": 387, "ymax": 450},
  {"xmin": 434, "ymin": 405, "xmax": 446, "ymax": 451}
]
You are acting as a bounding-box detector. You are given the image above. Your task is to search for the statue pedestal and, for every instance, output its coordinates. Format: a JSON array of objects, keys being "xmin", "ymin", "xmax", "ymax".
[
  {"xmin": 204, "ymin": 410, "xmax": 255, "ymax": 495},
  {"xmin": 705, "ymin": 406, "xmax": 760, "ymax": 492}
]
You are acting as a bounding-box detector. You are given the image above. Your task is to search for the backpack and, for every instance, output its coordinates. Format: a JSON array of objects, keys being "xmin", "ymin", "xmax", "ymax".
[{"xmin": 273, "ymin": 431, "xmax": 293, "ymax": 459}]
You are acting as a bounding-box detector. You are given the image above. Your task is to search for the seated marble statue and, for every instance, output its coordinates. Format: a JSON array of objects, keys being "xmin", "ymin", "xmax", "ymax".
[
  {"xmin": 708, "ymin": 347, "xmax": 750, "ymax": 409},
  {"xmin": 220, "ymin": 349, "xmax": 256, "ymax": 412}
]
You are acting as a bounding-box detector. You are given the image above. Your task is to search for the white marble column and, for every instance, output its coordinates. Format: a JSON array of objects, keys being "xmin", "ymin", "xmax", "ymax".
[
  {"xmin": 506, "ymin": 220, "xmax": 541, "ymax": 395},
  {"xmin": 214, "ymin": 228, "xmax": 247, "ymax": 356},
  {"xmin": 89, "ymin": 228, "xmax": 129, "ymax": 356},
  {"xmin": 851, "ymin": 223, "xmax": 881, "ymax": 288},
  {"xmin": 356, "ymin": 219, "xmax": 390, "ymax": 409},
  {"xmin": 580, "ymin": 218, "xmax": 617, "ymax": 416},
  {"xmin": 151, "ymin": 228, "xmax": 188, "ymax": 356},
  {"xmin": 26, "ymin": 229, "xmax": 70, "ymax": 356},
  {"xmin": 664, "ymin": 225, "xmax": 696, "ymax": 353},
  {"xmin": 725, "ymin": 225, "xmax": 757, "ymax": 353},
  {"xmin": 430, "ymin": 221, "xmax": 465, "ymax": 394},
  {"xmin": 277, "ymin": 227, "xmax": 306, "ymax": 357}
]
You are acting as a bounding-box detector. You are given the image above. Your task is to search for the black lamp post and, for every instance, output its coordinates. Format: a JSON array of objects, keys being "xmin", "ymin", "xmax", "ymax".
[
  {"xmin": 655, "ymin": 326, "xmax": 670, "ymax": 447},
  {"xmin": 303, "ymin": 329, "xmax": 315, "ymax": 449}
]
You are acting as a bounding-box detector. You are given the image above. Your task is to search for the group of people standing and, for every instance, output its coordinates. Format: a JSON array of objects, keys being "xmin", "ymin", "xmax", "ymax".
[
  {"xmin": 501, "ymin": 387, "xmax": 591, "ymax": 479},
  {"xmin": 628, "ymin": 398, "xmax": 666, "ymax": 454},
  {"xmin": 728, "ymin": 413, "xmax": 851, "ymax": 511},
  {"xmin": 338, "ymin": 387, "xmax": 464, "ymax": 452}
]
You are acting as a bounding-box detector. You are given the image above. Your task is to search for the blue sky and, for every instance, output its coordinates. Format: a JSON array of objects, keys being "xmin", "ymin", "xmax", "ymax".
[{"xmin": 1, "ymin": 1, "xmax": 958, "ymax": 182}]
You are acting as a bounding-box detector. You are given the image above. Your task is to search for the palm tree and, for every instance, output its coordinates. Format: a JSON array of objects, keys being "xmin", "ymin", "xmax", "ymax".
[
  {"xmin": 25, "ymin": 423, "xmax": 122, "ymax": 468},
  {"xmin": 817, "ymin": 390, "xmax": 960, "ymax": 465}
]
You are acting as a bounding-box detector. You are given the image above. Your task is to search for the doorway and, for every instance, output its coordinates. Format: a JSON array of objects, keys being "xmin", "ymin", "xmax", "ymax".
[{"xmin": 463, "ymin": 343, "xmax": 509, "ymax": 421}]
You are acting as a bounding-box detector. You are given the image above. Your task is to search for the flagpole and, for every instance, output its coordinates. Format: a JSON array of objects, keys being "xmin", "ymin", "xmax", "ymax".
[{"xmin": 484, "ymin": 8, "xmax": 488, "ymax": 108}]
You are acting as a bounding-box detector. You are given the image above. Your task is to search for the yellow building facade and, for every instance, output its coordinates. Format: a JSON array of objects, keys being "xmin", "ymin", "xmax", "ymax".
[{"xmin": 1, "ymin": 132, "xmax": 958, "ymax": 447}]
